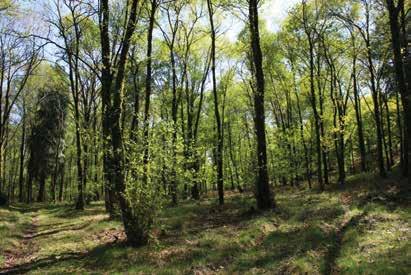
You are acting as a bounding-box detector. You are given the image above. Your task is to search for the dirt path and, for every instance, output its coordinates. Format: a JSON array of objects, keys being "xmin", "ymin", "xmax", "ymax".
[
  {"xmin": 0, "ymin": 208, "xmax": 121, "ymax": 274},
  {"xmin": 323, "ymin": 191, "xmax": 369, "ymax": 275},
  {"xmin": 324, "ymin": 212, "xmax": 363, "ymax": 274},
  {"xmin": 1, "ymin": 213, "xmax": 39, "ymax": 274}
]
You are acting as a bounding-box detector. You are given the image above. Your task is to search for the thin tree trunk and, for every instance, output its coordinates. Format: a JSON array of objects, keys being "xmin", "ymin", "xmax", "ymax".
[
  {"xmin": 18, "ymin": 100, "xmax": 26, "ymax": 202},
  {"xmin": 383, "ymin": 95, "xmax": 394, "ymax": 167},
  {"xmin": 352, "ymin": 46, "xmax": 367, "ymax": 172},
  {"xmin": 59, "ymin": 160, "xmax": 64, "ymax": 202},
  {"xmin": 142, "ymin": 1, "xmax": 157, "ymax": 185},
  {"xmin": 396, "ymin": 90, "xmax": 404, "ymax": 170},
  {"xmin": 207, "ymin": 0, "xmax": 224, "ymax": 205}
]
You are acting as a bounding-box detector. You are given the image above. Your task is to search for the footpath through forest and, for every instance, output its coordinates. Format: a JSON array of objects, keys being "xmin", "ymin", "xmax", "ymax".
[{"xmin": 0, "ymin": 172, "xmax": 410, "ymax": 274}]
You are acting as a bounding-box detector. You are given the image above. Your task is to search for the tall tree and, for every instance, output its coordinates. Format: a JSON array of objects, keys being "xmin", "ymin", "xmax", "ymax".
[
  {"xmin": 301, "ymin": 0, "xmax": 324, "ymax": 190},
  {"xmin": 142, "ymin": 0, "xmax": 159, "ymax": 185},
  {"xmin": 385, "ymin": 0, "xmax": 410, "ymax": 179},
  {"xmin": 27, "ymin": 88, "xmax": 68, "ymax": 203},
  {"xmin": 335, "ymin": 0, "xmax": 386, "ymax": 177},
  {"xmin": 248, "ymin": 0, "xmax": 274, "ymax": 209},
  {"xmin": 207, "ymin": 0, "xmax": 224, "ymax": 205},
  {"xmin": 18, "ymin": 97, "xmax": 26, "ymax": 202},
  {"xmin": 99, "ymin": 0, "xmax": 156, "ymax": 246},
  {"xmin": 158, "ymin": 0, "xmax": 184, "ymax": 204}
]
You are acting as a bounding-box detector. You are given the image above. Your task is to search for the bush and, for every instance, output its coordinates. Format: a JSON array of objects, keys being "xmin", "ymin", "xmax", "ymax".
[{"xmin": 122, "ymin": 133, "xmax": 166, "ymax": 245}]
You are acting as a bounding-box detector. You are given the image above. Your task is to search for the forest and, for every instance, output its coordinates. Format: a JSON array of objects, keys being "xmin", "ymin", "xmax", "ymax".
[{"xmin": 0, "ymin": 0, "xmax": 410, "ymax": 273}]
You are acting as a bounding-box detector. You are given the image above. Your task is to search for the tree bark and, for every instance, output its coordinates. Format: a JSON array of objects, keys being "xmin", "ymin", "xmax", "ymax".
[
  {"xmin": 352, "ymin": 47, "xmax": 367, "ymax": 172},
  {"xmin": 100, "ymin": 0, "xmax": 152, "ymax": 246},
  {"xmin": 100, "ymin": 0, "xmax": 116, "ymax": 216},
  {"xmin": 248, "ymin": 0, "xmax": 274, "ymax": 209},
  {"xmin": 386, "ymin": 0, "xmax": 410, "ymax": 179},
  {"xmin": 18, "ymin": 99, "xmax": 26, "ymax": 202},
  {"xmin": 207, "ymin": 0, "xmax": 224, "ymax": 205},
  {"xmin": 142, "ymin": 0, "xmax": 157, "ymax": 185}
]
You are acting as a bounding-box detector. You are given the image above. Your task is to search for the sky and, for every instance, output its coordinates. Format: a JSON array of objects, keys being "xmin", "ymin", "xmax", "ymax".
[
  {"xmin": 18, "ymin": 0, "xmax": 300, "ymax": 37},
  {"xmin": 261, "ymin": 0, "xmax": 300, "ymax": 31},
  {"xmin": 13, "ymin": 0, "xmax": 301, "ymax": 60},
  {"xmin": 225, "ymin": 0, "xmax": 300, "ymax": 42}
]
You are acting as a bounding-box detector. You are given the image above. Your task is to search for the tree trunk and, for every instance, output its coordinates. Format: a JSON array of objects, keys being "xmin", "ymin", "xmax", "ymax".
[
  {"xmin": 170, "ymin": 30, "xmax": 178, "ymax": 205},
  {"xmin": 26, "ymin": 173, "xmax": 33, "ymax": 204},
  {"xmin": 59, "ymin": 161, "xmax": 64, "ymax": 201},
  {"xmin": 73, "ymin": 79, "xmax": 85, "ymax": 210},
  {"xmin": 352, "ymin": 47, "xmax": 367, "ymax": 172},
  {"xmin": 248, "ymin": 0, "xmax": 274, "ymax": 209},
  {"xmin": 396, "ymin": 90, "xmax": 404, "ymax": 171},
  {"xmin": 142, "ymin": 1, "xmax": 157, "ymax": 185},
  {"xmin": 367, "ymin": 47, "xmax": 386, "ymax": 177},
  {"xmin": 207, "ymin": 0, "xmax": 224, "ymax": 205},
  {"xmin": 100, "ymin": 0, "xmax": 116, "ymax": 216},
  {"xmin": 100, "ymin": 0, "xmax": 151, "ymax": 246},
  {"xmin": 18, "ymin": 100, "xmax": 26, "ymax": 202},
  {"xmin": 363, "ymin": 4, "xmax": 386, "ymax": 177},
  {"xmin": 383, "ymin": 95, "xmax": 394, "ymax": 167},
  {"xmin": 386, "ymin": 0, "xmax": 410, "ymax": 178},
  {"xmin": 37, "ymin": 173, "xmax": 46, "ymax": 202}
]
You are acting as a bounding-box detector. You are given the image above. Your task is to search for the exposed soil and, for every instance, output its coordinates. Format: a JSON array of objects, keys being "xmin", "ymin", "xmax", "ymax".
[{"xmin": 2, "ymin": 214, "xmax": 39, "ymax": 272}]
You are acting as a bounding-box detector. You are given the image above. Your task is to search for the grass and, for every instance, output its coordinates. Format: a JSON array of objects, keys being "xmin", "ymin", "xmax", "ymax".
[
  {"xmin": 0, "ymin": 205, "xmax": 33, "ymax": 267},
  {"xmin": 0, "ymin": 173, "xmax": 410, "ymax": 274},
  {"xmin": 337, "ymin": 204, "xmax": 411, "ymax": 274}
]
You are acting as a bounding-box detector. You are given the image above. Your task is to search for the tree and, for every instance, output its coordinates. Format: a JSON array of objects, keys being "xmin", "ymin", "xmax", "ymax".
[
  {"xmin": 334, "ymin": 0, "xmax": 386, "ymax": 178},
  {"xmin": 207, "ymin": 0, "xmax": 224, "ymax": 205},
  {"xmin": 142, "ymin": 0, "xmax": 159, "ymax": 185},
  {"xmin": 248, "ymin": 0, "xmax": 274, "ymax": 209},
  {"xmin": 385, "ymin": 0, "xmax": 410, "ymax": 179},
  {"xmin": 158, "ymin": 0, "xmax": 184, "ymax": 204},
  {"xmin": 27, "ymin": 87, "xmax": 68, "ymax": 203},
  {"xmin": 99, "ymin": 0, "xmax": 157, "ymax": 246},
  {"xmin": 301, "ymin": 0, "xmax": 324, "ymax": 190},
  {"xmin": 0, "ymin": 17, "xmax": 39, "ymax": 195}
]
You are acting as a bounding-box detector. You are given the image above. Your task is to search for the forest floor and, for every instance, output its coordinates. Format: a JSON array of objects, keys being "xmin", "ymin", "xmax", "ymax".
[{"xmin": 0, "ymin": 172, "xmax": 410, "ymax": 274}]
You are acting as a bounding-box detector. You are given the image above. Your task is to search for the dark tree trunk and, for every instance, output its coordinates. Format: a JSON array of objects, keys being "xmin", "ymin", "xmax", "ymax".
[
  {"xmin": 367, "ymin": 46, "xmax": 386, "ymax": 177},
  {"xmin": 302, "ymin": 2, "xmax": 323, "ymax": 190},
  {"xmin": 362, "ymin": 5, "xmax": 386, "ymax": 177},
  {"xmin": 142, "ymin": 1, "xmax": 157, "ymax": 185},
  {"xmin": 383, "ymin": 95, "xmax": 394, "ymax": 167},
  {"xmin": 37, "ymin": 173, "xmax": 46, "ymax": 202},
  {"xmin": 317, "ymin": 52, "xmax": 329, "ymax": 186},
  {"xmin": 18, "ymin": 101, "xmax": 26, "ymax": 202},
  {"xmin": 100, "ymin": 0, "xmax": 116, "ymax": 216},
  {"xmin": 352, "ymin": 53, "xmax": 367, "ymax": 172},
  {"xmin": 59, "ymin": 161, "xmax": 64, "ymax": 202},
  {"xmin": 100, "ymin": 0, "xmax": 151, "ymax": 246},
  {"xmin": 207, "ymin": 0, "xmax": 224, "ymax": 205},
  {"xmin": 396, "ymin": 90, "xmax": 404, "ymax": 171},
  {"xmin": 228, "ymin": 121, "xmax": 240, "ymax": 191},
  {"xmin": 26, "ymin": 173, "xmax": 33, "ymax": 204},
  {"xmin": 248, "ymin": 0, "xmax": 274, "ymax": 209},
  {"xmin": 309, "ymin": 43, "xmax": 322, "ymax": 189},
  {"xmin": 59, "ymin": 8, "xmax": 85, "ymax": 210},
  {"xmin": 349, "ymin": 30, "xmax": 366, "ymax": 172},
  {"xmin": 73, "ymin": 76, "xmax": 84, "ymax": 210},
  {"xmin": 386, "ymin": 0, "xmax": 410, "ymax": 179},
  {"xmin": 170, "ymin": 27, "xmax": 179, "ymax": 205},
  {"xmin": 290, "ymin": 60, "xmax": 311, "ymax": 188}
]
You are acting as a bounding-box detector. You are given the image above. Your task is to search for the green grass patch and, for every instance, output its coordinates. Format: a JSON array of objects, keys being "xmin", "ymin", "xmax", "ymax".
[
  {"xmin": 0, "ymin": 205, "xmax": 32, "ymax": 267},
  {"xmin": 1, "ymin": 176, "xmax": 410, "ymax": 274}
]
